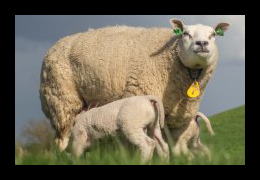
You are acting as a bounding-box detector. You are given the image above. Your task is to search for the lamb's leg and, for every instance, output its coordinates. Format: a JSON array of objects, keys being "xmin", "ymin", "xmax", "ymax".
[
  {"xmin": 188, "ymin": 118, "xmax": 211, "ymax": 159},
  {"xmin": 192, "ymin": 135, "xmax": 211, "ymax": 159},
  {"xmin": 72, "ymin": 128, "xmax": 91, "ymax": 158},
  {"xmin": 123, "ymin": 128, "xmax": 156, "ymax": 163},
  {"xmin": 196, "ymin": 142, "xmax": 211, "ymax": 160},
  {"xmin": 153, "ymin": 127, "xmax": 169, "ymax": 162},
  {"xmin": 171, "ymin": 121, "xmax": 197, "ymax": 160},
  {"xmin": 173, "ymin": 141, "xmax": 194, "ymax": 160}
]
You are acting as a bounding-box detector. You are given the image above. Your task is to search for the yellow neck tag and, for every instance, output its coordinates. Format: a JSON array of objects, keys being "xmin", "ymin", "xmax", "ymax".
[{"xmin": 187, "ymin": 81, "xmax": 200, "ymax": 98}]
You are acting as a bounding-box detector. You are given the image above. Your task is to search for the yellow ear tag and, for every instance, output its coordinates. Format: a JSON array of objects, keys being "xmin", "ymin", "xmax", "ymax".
[{"xmin": 187, "ymin": 81, "xmax": 200, "ymax": 98}]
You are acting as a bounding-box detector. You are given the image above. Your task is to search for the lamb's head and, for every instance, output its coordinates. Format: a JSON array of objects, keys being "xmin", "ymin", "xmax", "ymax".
[{"xmin": 170, "ymin": 19, "xmax": 230, "ymax": 69}]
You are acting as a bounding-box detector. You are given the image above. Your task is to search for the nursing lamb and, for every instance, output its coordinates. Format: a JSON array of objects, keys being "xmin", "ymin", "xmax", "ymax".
[
  {"xmin": 171, "ymin": 112, "xmax": 215, "ymax": 159},
  {"xmin": 71, "ymin": 96, "xmax": 169, "ymax": 162}
]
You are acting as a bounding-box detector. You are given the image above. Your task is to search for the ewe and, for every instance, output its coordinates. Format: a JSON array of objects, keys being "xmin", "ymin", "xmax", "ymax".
[{"xmin": 40, "ymin": 18, "xmax": 230, "ymax": 157}]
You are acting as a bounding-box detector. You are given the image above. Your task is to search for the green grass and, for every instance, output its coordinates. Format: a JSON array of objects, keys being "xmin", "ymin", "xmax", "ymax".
[
  {"xmin": 15, "ymin": 105, "xmax": 245, "ymax": 165},
  {"xmin": 199, "ymin": 105, "xmax": 245, "ymax": 165}
]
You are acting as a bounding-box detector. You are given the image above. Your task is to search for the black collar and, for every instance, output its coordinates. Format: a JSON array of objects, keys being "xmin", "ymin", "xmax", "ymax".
[{"xmin": 188, "ymin": 68, "xmax": 203, "ymax": 81}]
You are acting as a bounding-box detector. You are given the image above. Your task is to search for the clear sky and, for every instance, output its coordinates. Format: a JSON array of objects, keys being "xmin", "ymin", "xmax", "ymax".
[{"xmin": 15, "ymin": 15, "xmax": 245, "ymax": 135}]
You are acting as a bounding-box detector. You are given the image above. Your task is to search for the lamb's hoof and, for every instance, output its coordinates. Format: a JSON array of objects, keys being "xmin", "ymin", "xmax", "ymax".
[
  {"xmin": 192, "ymin": 145, "xmax": 212, "ymax": 160},
  {"xmin": 173, "ymin": 147, "xmax": 195, "ymax": 161},
  {"xmin": 198, "ymin": 149, "xmax": 212, "ymax": 160},
  {"xmin": 164, "ymin": 153, "xmax": 170, "ymax": 163},
  {"xmin": 162, "ymin": 145, "xmax": 170, "ymax": 163},
  {"xmin": 187, "ymin": 152, "xmax": 195, "ymax": 161}
]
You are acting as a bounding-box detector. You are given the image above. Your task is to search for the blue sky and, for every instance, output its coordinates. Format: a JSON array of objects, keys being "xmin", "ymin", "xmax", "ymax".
[{"xmin": 15, "ymin": 15, "xmax": 245, "ymax": 135}]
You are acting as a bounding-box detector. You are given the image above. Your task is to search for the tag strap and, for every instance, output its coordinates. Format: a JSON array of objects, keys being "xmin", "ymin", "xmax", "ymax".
[{"xmin": 188, "ymin": 68, "xmax": 203, "ymax": 81}]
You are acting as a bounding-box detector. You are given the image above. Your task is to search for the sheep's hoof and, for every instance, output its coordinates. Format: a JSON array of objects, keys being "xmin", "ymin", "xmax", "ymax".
[{"xmin": 55, "ymin": 137, "xmax": 69, "ymax": 152}]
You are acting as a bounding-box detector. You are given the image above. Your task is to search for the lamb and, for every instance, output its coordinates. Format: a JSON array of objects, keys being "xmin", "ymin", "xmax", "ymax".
[
  {"xmin": 191, "ymin": 112, "xmax": 215, "ymax": 158},
  {"xmin": 39, "ymin": 18, "xmax": 230, "ymax": 156},
  {"xmin": 171, "ymin": 112, "xmax": 215, "ymax": 159},
  {"xmin": 71, "ymin": 95, "xmax": 169, "ymax": 162}
]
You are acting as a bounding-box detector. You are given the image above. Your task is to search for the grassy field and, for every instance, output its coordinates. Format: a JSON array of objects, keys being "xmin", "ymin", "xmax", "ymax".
[{"xmin": 15, "ymin": 105, "xmax": 245, "ymax": 165}]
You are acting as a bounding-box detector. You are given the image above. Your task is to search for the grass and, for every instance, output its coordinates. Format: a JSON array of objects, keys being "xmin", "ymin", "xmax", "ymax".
[
  {"xmin": 15, "ymin": 105, "xmax": 245, "ymax": 165},
  {"xmin": 199, "ymin": 105, "xmax": 245, "ymax": 165}
]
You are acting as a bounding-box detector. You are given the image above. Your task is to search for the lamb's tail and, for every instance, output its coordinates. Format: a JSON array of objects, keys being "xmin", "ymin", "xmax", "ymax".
[
  {"xmin": 197, "ymin": 112, "xmax": 215, "ymax": 136},
  {"xmin": 148, "ymin": 96, "xmax": 165, "ymax": 129}
]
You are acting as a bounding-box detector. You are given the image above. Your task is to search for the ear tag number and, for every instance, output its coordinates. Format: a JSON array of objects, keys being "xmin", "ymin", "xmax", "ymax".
[{"xmin": 187, "ymin": 81, "xmax": 200, "ymax": 98}]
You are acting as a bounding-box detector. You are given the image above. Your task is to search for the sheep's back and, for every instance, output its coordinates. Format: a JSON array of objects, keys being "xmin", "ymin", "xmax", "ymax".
[{"xmin": 69, "ymin": 26, "xmax": 173, "ymax": 104}]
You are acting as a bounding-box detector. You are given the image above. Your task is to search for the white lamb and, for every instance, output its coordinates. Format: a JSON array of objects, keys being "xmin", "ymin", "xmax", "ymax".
[
  {"xmin": 71, "ymin": 95, "xmax": 169, "ymax": 162},
  {"xmin": 171, "ymin": 112, "xmax": 215, "ymax": 160}
]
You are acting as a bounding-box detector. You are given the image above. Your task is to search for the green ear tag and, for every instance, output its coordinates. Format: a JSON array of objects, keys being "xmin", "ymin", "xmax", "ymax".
[
  {"xmin": 173, "ymin": 28, "xmax": 183, "ymax": 36},
  {"xmin": 216, "ymin": 29, "xmax": 224, "ymax": 36}
]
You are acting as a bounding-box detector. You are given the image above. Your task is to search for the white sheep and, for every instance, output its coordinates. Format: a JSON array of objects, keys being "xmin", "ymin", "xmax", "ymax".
[
  {"xmin": 40, "ymin": 18, "xmax": 230, "ymax": 156},
  {"xmin": 171, "ymin": 112, "xmax": 215, "ymax": 159},
  {"xmin": 71, "ymin": 95, "xmax": 169, "ymax": 162}
]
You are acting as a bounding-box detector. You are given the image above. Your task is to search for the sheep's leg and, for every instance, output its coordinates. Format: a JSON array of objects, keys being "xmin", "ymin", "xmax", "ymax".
[
  {"xmin": 123, "ymin": 128, "xmax": 156, "ymax": 163},
  {"xmin": 47, "ymin": 94, "xmax": 82, "ymax": 152},
  {"xmin": 153, "ymin": 127, "xmax": 170, "ymax": 162},
  {"xmin": 40, "ymin": 76, "xmax": 83, "ymax": 151}
]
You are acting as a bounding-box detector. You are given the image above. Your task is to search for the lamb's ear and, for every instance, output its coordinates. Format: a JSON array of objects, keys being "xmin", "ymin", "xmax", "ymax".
[
  {"xmin": 170, "ymin": 18, "xmax": 185, "ymax": 32},
  {"xmin": 214, "ymin": 22, "xmax": 231, "ymax": 36}
]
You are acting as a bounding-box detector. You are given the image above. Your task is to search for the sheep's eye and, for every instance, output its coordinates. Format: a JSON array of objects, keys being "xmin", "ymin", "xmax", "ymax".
[
  {"xmin": 210, "ymin": 33, "xmax": 216, "ymax": 39},
  {"xmin": 183, "ymin": 32, "xmax": 191, "ymax": 38}
]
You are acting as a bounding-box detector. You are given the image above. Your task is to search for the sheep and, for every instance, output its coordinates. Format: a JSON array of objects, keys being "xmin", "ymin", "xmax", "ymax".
[
  {"xmin": 71, "ymin": 95, "xmax": 169, "ymax": 162},
  {"xmin": 39, "ymin": 18, "xmax": 230, "ymax": 155},
  {"xmin": 191, "ymin": 112, "xmax": 215, "ymax": 159},
  {"xmin": 171, "ymin": 112, "xmax": 215, "ymax": 160}
]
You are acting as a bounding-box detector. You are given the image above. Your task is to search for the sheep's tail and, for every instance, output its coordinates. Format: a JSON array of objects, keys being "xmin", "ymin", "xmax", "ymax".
[
  {"xmin": 148, "ymin": 96, "xmax": 165, "ymax": 129},
  {"xmin": 197, "ymin": 112, "xmax": 215, "ymax": 136}
]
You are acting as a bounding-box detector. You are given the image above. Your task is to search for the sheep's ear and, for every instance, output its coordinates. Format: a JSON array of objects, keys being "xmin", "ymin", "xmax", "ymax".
[
  {"xmin": 170, "ymin": 18, "xmax": 185, "ymax": 32},
  {"xmin": 214, "ymin": 22, "xmax": 231, "ymax": 36}
]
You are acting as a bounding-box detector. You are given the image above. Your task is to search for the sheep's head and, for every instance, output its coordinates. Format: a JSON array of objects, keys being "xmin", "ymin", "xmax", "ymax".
[{"xmin": 170, "ymin": 19, "xmax": 230, "ymax": 69}]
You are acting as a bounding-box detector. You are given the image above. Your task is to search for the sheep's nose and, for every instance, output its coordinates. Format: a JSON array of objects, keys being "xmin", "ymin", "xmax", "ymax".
[{"xmin": 196, "ymin": 41, "xmax": 209, "ymax": 46}]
